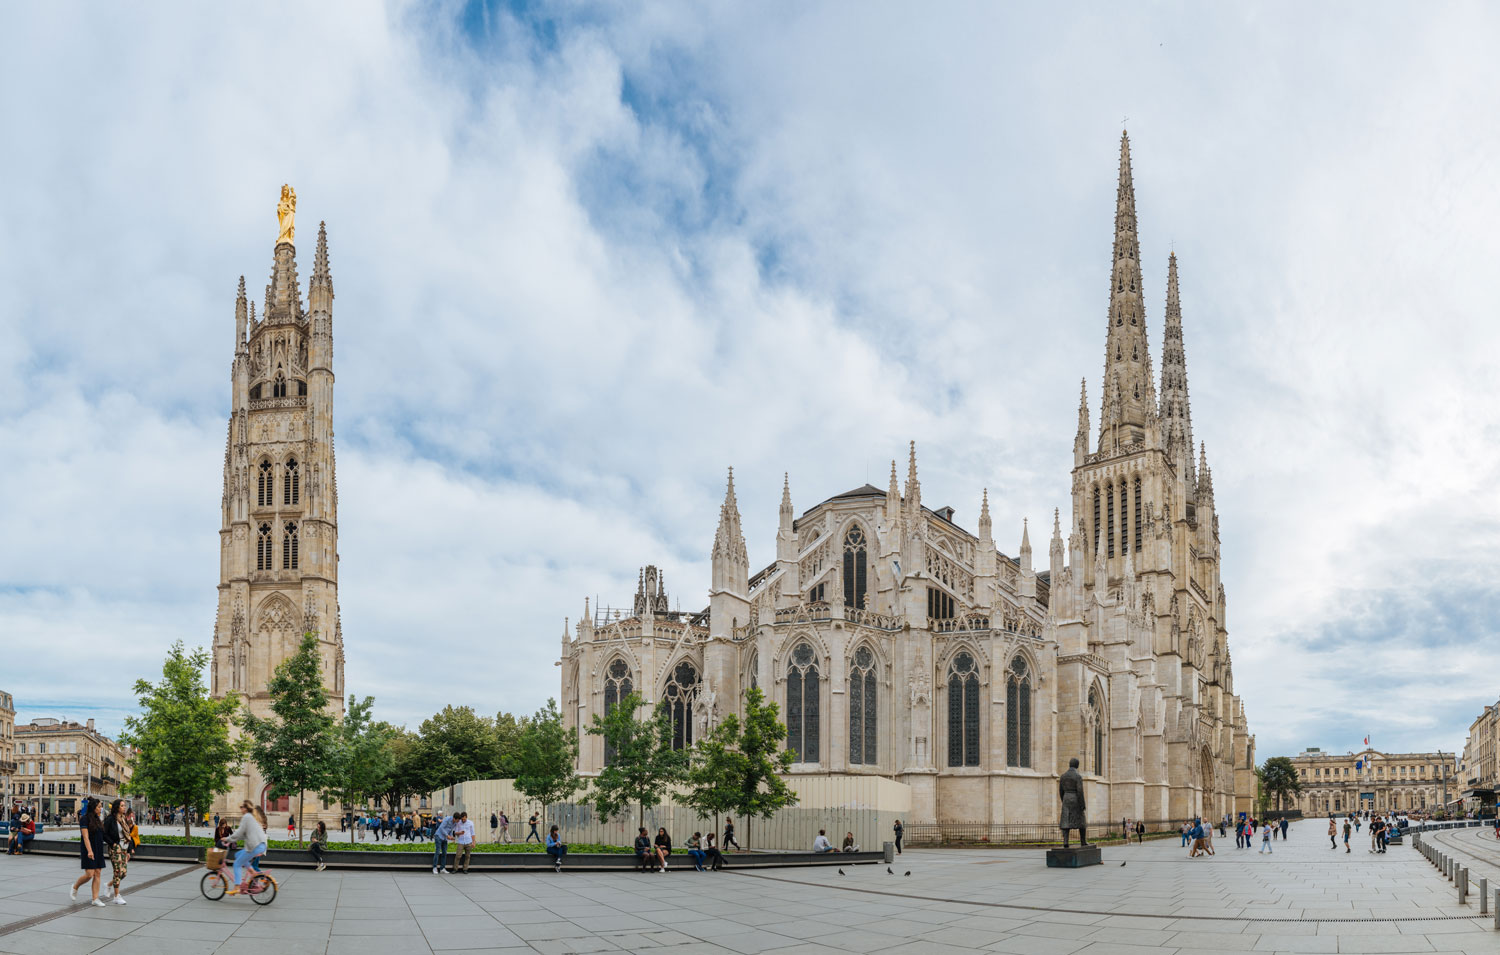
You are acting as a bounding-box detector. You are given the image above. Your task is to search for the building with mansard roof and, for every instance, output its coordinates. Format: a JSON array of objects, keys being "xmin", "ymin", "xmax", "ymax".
[{"xmin": 560, "ymin": 134, "xmax": 1256, "ymax": 827}]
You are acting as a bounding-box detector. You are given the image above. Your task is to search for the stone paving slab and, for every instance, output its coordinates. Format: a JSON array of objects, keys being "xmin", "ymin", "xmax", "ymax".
[{"xmin": 4, "ymin": 824, "xmax": 1500, "ymax": 953}]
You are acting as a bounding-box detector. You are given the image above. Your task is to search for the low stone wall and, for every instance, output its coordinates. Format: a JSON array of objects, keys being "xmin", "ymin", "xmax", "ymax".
[{"xmin": 21, "ymin": 838, "xmax": 889, "ymax": 871}]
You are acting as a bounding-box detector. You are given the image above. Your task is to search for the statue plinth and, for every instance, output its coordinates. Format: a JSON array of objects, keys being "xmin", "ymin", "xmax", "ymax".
[{"xmin": 1045, "ymin": 845, "xmax": 1102, "ymax": 868}]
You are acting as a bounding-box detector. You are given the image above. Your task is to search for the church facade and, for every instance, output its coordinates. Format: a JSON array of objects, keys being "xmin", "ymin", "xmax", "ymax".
[
  {"xmin": 209, "ymin": 199, "xmax": 346, "ymax": 819},
  {"xmin": 560, "ymin": 135, "xmax": 1256, "ymax": 827}
]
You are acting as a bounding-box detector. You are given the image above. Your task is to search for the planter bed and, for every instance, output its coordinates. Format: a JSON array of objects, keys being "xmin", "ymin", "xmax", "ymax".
[{"xmin": 22, "ymin": 838, "xmax": 886, "ymax": 871}]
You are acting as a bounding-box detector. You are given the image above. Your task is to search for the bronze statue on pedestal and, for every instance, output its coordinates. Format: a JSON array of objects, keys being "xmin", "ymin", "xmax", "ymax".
[{"xmin": 1059, "ymin": 757, "xmax": 1088, "ymax": 848}]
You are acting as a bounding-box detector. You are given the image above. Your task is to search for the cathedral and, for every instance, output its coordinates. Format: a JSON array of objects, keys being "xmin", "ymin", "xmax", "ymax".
[
  {"xmin": 560, "ymin": 135, "xmax": 1257, "ymax": 826},
  {"xmin": 209, "ymin": 190, "xmax": 346, "ymax": 818}
]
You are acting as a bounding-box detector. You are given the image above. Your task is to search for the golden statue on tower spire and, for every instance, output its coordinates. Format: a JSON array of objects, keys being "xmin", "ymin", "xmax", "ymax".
[{"xmin": 276, "ymin": 184, "xmax": 297, "ymax": 245}]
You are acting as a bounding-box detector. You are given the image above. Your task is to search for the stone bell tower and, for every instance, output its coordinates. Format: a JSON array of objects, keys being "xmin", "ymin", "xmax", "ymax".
[{"xmin": 211, "ymin": 187, "xmax": 346, "ymax": 818}]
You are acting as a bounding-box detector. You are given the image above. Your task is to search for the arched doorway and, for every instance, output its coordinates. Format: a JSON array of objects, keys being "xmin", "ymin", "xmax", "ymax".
[
  {"xmin": 1200, "ymin": 749, "xmax": 1217, "ymax": 819},
  {"xmin": 260, "ymin": 784, "xmax": 290, "ymax": 815}
]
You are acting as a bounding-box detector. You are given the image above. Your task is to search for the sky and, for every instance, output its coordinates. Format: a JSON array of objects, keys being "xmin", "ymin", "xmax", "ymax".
[{"xmin": 2, "ymin": 1, "xmax": 1498, "ymax": 763}]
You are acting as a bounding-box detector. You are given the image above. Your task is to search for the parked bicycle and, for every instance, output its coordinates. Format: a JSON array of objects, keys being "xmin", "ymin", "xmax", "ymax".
[{"xmin": 200, "ymin": 842, "xmax": 277, "ymax": 905}]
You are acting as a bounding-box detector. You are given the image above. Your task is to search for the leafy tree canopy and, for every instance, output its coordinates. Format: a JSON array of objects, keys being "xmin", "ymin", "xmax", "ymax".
[{"xmin": 241, "ymin": 633, "xmax": 338, "ymax": 845}]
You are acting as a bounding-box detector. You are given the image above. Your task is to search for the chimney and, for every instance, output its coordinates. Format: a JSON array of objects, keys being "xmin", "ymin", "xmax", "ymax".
[{"xmin": 86, "ymin": 718, "xmax": 95, "ymax": 732}]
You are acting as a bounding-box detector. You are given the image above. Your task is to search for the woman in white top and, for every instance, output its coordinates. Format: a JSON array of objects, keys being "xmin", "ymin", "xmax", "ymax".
[{"xmin": 227, "ymin": 801, "xmax": 269, "ymax": 892}]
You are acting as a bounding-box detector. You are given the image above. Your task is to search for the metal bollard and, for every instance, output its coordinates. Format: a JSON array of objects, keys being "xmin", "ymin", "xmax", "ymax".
[
  {"xmin": 1459, "ymin": 866, "xmax": 1468, "ymax": 905},
  {"xmin": 1494, "ymin": 888, "xmax": 1499, "ymax": 930},
  {"xmin": 1481, "ymin": 878, "xmax": 1488, "ymax": 915}
]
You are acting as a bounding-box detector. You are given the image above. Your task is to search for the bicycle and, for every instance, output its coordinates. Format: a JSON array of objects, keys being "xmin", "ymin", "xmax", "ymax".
[{"xmin": 200, "ymin": 843, "xmax": 277, "ymax": 905}]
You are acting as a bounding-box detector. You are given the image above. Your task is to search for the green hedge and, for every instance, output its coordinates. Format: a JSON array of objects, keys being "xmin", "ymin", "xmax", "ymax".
[{"xmin": 138, "ymin": 835, "xmax": 631, "ymax": 854}]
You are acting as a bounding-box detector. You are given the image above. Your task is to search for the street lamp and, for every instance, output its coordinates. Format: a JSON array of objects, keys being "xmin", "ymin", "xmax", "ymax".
[{"xmin": 1432, "ymin": 753, "xmax": 1451, "ymax": 812}]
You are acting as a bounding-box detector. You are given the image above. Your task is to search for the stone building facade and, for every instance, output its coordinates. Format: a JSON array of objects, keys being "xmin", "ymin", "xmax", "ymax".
[
  {"xmin": 0, "ymin": 690, "xmax": 14, "ymax": 803},
  {"xmin": 1288, "ymin": 747, "xmax": 1458, "ymax": 815},
  {"xmin": 1461, "ymin": 704, "xmax": 1498, "ymax": 810},
  {"xmin": 560, "ymin": 135, "xmax": 1256, "ymax": 827},
  {"xmin": 208, "ymin": 206, "xmax": 345, "ymax": 819},
  {"xmin": 13, "ymin": 718, "xmax": 133, "ymax": 815}
]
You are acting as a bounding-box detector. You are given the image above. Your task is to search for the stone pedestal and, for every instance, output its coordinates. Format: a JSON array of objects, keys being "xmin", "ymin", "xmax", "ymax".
[{"xmin": 1045, "ymin": 845, "xmax": 1102, "ymax": 868}]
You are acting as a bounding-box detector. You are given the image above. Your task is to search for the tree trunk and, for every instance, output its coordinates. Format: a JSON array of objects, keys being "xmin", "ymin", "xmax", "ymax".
[
  {"xmin": 297, "ymin": 792, "xmax": 306, "ymax": 847},
  {"xmin": 184, "ymin": 808, "xmax": 192, "ymax": 840}
]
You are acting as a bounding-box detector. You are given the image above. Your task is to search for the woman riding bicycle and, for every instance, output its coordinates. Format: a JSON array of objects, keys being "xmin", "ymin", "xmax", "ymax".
[{"xmin": 225, "ymin": 801, "xmax": 268, "ymax": 895}]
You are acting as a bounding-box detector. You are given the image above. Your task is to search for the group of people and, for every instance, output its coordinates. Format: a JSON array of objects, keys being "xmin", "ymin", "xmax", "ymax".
[
  {"xmin": 1327, "ymin": 811, "xmax": 1401, "ymax": 853},
  {"xmin": 68, "ymin": 797, "xmax": 139, "ymax": 906},
  {"xmin": 5, "ymin": 805, "xmax": 38, "ymax": 854},
  {"xmin": 632, "ymin": 823, "xmax": 742, "ymax": 872}
]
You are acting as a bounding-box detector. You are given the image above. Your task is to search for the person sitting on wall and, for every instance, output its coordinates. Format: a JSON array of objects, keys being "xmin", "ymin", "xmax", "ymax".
[
  {"xmin": 841, "ymin": 832, "xmax": 859, "ymax": 852},
  {"xmin": 813, "ymin": 830, "xmax": 833, "ymax": 853},
  {"xmin": 634, "ymin": 827, "xmax": 655, "ymax": 872},
  {"xmin": 653, "ymin": 827, "xmax": 673, "ymax": 872},
  {"xmin": 703, "ymin": 832, "xmax": 725, "ymax": 870}
]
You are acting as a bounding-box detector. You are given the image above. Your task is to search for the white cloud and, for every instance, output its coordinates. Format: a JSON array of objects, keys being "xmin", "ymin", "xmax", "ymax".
[{"xmin": 2, "ymin": 1, "xmax": 1497, "ymax": 761}]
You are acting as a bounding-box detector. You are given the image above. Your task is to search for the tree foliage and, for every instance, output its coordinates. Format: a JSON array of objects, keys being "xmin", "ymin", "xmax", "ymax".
[
  {"xmin": 378, "ymin": 729, "xmax": 426, "ymax": 812},
  {"xmin": 719, "ymin": 686, "xmax": 797, "ymax": 849},
  {"xmin": 119, "ymin": 642, "xmax": 247, "ymax": 838},
  {"xmin": 1258, "ymin": 755, "xmax": 1303, "ymax": 812},
  {"xmin": 586, "ymin": 692, "xmax": 688, "ymax": 829},
  {"xmin": 322, "ymin": 696, "xmax": 395, "ymax": 842},
  {"xmin": 415, "ymin": 705, "xmax": 532, "ymax": 789},
  {"xmin": 513, "ymin": 699, "xmax": 583, "ymax": 830},
  {"xmin": 241, "ymin": 633, "xmax": 337, "ymax": 846}
]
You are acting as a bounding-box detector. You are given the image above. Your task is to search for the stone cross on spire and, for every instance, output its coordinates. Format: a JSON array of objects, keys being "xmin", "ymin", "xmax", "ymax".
[
  {"xmin": 1158, "ymin": 252, "xmax": 1196, "ymax": 483},
  {"xmin": 1098, "ymin": 131, "xmax": 1157, "ymax": 451}
]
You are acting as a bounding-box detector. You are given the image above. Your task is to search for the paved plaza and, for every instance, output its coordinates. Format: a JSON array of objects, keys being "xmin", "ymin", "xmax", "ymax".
[{"xmin": 4, "ymin": 824, "xmax": 1500, "ymax": 954}]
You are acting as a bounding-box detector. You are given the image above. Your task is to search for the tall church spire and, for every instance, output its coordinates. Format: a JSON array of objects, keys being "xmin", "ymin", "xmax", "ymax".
[
  {"xmin": 1098, "ymin": 131, "xmax": 1156, "ymax": 450},
  {"xmin": 711, "ymin": 467, "xmax": 749, "ymax": 596},
  {"xmin": 234, "ymin": 276, "xmax": 248, "ymax": 350},
  {"xmin": 1158, "ymin": 252, "xmax": 1196, "ymax": 482},
  {"xmin": 904, "ymin": 441, "xmax": 921, "ymax": 517}
]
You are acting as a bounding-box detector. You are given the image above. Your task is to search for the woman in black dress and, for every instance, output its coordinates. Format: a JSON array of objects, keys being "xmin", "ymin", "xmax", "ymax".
[{"xmin": 70, "ymin": 797, "xmax": 106, "ymax": 906}]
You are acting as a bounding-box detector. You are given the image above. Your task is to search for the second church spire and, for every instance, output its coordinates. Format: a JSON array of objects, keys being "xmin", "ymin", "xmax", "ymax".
[{"xmin": 1098, "ymin": 131, "xmax": 1157, "ymax": 451}]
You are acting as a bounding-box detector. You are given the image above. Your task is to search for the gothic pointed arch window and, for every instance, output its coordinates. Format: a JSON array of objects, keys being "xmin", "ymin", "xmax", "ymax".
[
  {"xmin": 1092, "ymin": 486, "xmax": 1101, "ymax": 553},
  {"xmin": 602, "ymin": 659, "xmax": 633, "ymax": 766},
  {"xmin": 256, "ymin": 522, "xmax": 273, "ymax": 570},
  {"xmin": 297, "ymin": 379, "xmax": 307, "ymax": 396},
  {"xmin": 1088, "ymin": 687, "xmax": 1105, "ymax": 776},
  {"xmin": 745, "ymin": 652, "xmax": 759, "ymax": 692},
  {"xmin": 842, "ymin": 525, "xmax": 868, "ymax": 610},
  {"xmin": 786, "ymin": 642, "xmax": 820, "ymax": 763},
  {"xmin": 257, "ymin": 460, "xmax": 273, "ymax": 508},
  {"xmin": 282, "ymin": 521, "xmax": 299, "ymax": 570},
  {"xmin": 947, "ymin": 651, "xmax": 980, "ymax": 767},
  {"xmin": 662, "ymin": 660, "xmax": 700, "ymax": 751},
  {"xmin": 1133, "ymin": 477, "xmax": 1142, "ymax": 551},
  {"xmin": 1006, "ymin": 656, "xmax": 1032, "ymax": 768},
  {"xmin": 284, "ymin": 457, "xmax": 300, "ymax": 506},
  {"xmin": 848, "ymin": 646, "xmax": 877, "ymax": 766},
  {"xmin": 1106, "ymin": 483, "xmax": 1116, "ymax": 558},
  {"xmin": 273, "ymin": 369, "xmax": 287, "ymax": 399},
  {"xmin": 1118, "ymin": 481, "xmax": 1129, "ymax": 555}
]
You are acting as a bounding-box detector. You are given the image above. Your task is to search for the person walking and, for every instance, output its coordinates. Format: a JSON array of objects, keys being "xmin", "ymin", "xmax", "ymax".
[
  {"xmin": 309, "ymin": 821, "xmax": 329, "ymax": 871},
  {"xmin": 1259, "ymin": 823, "xmax": 1273, "ymax": 854},
  {"xmin": 546, "ymin": 825, "xmax": 568, "ymax": 871},
  {"xmin": 103, "ymin": 799, "xmax": 131, "ymax": 904},
  {"xmin": 893, "ymin": 819, "xmax": 903, "ymax": 855},
  {"xmin": 287, "ymin": 814, "xmax": 297, "ymax": 840},
  {"xmin": 526, "ymin": 813, "xmax": 541, "ymax": 844},
  {"xmin": 1342, "ymin": 818, "xmax": 1352, "ymax": 853},
  {"xmin": 1328, "ymin": 816, "xmax": 1337, "ymax": 849},
  {"xmin": 71, "ymin": 798, "xmax": 106, "ymax": 907},
  {"xmin": 1235, "ymin": 819, "xmax": 1245, "ymax": 850},
  {"xmin": 1279, "ymin": 817, "xmax": 1289, "ymax": 840},
  {"xmin": 499, "ymin": 811, "xmax": 510, "ymax": 844},
  {"xmin": 723, "ymin": 818, "xmax": 741, "ymax": 851},
  {"xmin": 1136, "ymin": 820, "xmax": 1145, "ymax": 844},
  {"xmin": 490, "ymin": 812, "xmax": 498, "ymax": 843},
  {"xmin": 433, "ymin": 811, "xmax": 457, "ymax": 874},
  {"xmin": 454, "ymin": 812, "xmax": 475, "ymax": 873},
  {"xmin": 1201, "ymin": 818, "xmax": 1215, "ymax": 856}
]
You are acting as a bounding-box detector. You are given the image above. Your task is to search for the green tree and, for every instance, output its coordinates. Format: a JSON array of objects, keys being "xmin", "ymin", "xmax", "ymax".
[
  {"xmin": 493, "ymin": 711, "xmax": 531, "ymax": 778},
  {"xmin": 418, "ymin": 705, "xmax": 503, "ymax": 788},
  {"xmin": 513, "ymin": 699, "xmax": 583, "ymax": 831},
  {"xmin": 119, "ymin": 642, "xmax": 247, "ymax": 838},
  {"xmin": 322, "ymin": 696, "xmax": 395, "ymax": 843},
  {"xmin": 721, "ymin": 686, "xmax": 797, "ymax": 849},
  {"xmin": 1259, "ymin": 755, "xmax": 1303, "ymax": 812},
  {"xmin": 683, "ymin": 714, "xmax": 746, "ymax": 840},
  {"xmin": 379, "ymin": 729, "xmax": 426, "ymax": 813},
  {"xmin": 586, "ymin": 692, "xmax": 689, "ymax": 829},
  {"xmin": 241, "ymin": 633, "xmax": 337, "ymax": 846}
]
